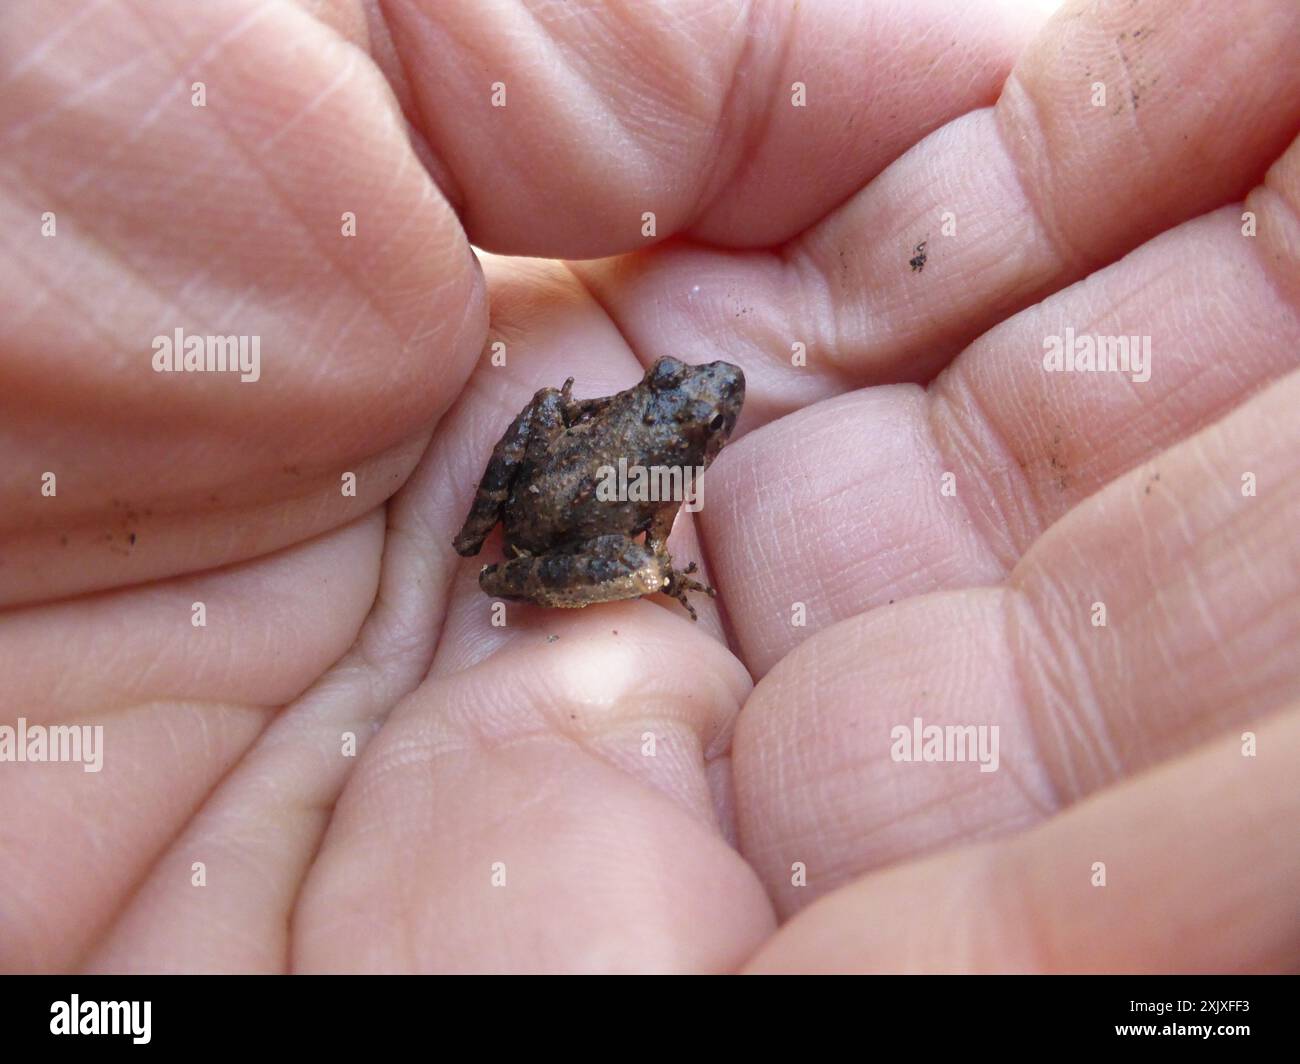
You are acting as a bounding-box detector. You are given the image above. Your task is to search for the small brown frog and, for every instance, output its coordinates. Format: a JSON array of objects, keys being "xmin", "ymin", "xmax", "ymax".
[{"xmin": 453, "ymin": 357, "xmax": 745, "ymax": 619}]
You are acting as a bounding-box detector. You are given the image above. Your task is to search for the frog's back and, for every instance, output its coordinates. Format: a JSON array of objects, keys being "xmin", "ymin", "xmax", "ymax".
[{"xmin": 503, "ymin": 435, "xmax": 657, "ymax": 552}]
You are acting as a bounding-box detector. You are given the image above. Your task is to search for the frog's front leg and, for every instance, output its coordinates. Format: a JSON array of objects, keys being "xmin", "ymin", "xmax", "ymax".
[
  {"xmin": 453, "ymin": 385, "xmax": 565, "ymax": 557},
  {"xmin": 478, "ymin": 534, "xmax": 668, "ymax": 609}
]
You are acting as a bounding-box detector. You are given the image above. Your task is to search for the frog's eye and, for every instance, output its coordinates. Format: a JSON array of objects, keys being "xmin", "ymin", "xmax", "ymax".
[
  {"xmin": 709, "ymin": 413, "xmax": 726, "ymax": 432},
  {"xmin": 649, "ymin": 358, "xmax": 685, "ymax": 391}
]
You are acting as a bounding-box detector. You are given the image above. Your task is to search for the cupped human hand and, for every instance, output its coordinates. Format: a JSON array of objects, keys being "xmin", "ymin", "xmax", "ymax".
[{"xmin": 2, "ymin": 0, "xmax": 1297, "ymax": 973}]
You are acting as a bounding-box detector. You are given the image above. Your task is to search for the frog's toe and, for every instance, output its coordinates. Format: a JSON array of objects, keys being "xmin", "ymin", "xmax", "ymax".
[
  {"xmin": 673, "ymin": 592, "xmax": 700, "ymax": 621},
  {"xmin": 674, "ymin": 574, "xmax": 713, "ymax": 596},
  {"xmin": 663, "ymin": 563, "xmax": 715, "ymax": 619}
]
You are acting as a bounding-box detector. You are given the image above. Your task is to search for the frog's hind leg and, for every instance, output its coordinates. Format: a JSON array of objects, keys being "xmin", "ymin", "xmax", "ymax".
[
  {"xmin": 645, "ymin": 518, "xmax": 716, "ymax": 621},
  {"xmin": 479, "ymin": 534, "xmax": 667, "ymax": 609},
  {"xmin": 453, "ymin": 395, "xmax": 536, "ymax": 556},
  {"xmin": 454, "ymin": 384, "xmax": 568, "ymax": 557}
]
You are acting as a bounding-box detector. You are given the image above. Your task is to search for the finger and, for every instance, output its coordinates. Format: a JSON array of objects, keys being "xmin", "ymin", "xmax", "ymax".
[
  {"xmin": 708, "ymin": 133, "xmax": 1300, "ymax": 675},
  {"xmin": 79, "ymin": 314, "xmax": 619, "ymax": 972},
  {"xmin": 0, "ymin": 0, "xmax": 485, "ymax": 605},
  {"xmin": 744, "ymin": 704, "xmax": 1300, "ymax": 973},
  {"xmin": 293, "ymin": 606, "xmax": 773, "ymax": 973},
  {"xmin": 572, "ymin": 0, "xmax": 1300, "ymax": 411},
  {"xmin": 0, "ymin": 513, "xmax": 383, "ymax": 972},
  {"xmin": 80, "ymin": 485, "xmax": 451, "ymax": 973},
  {"xmin": 381, "ymin": 0, "xmax": 1043, "ymax": 255},
  {"xmin": 733, "ymin": 369, "xmax": 1300, "ymax": 915}
]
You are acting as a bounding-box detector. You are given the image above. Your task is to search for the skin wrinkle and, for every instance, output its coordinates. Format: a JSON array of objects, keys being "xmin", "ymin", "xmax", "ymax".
[
  {"xmin": 92, "ymin": 2, "xmax": 273, "ymax": 158},
  {"xmin": 953, "ymin": 599, "xmax": 1058, "ymax": 823},
  {"xmin": 285, "ymin": 785, "xmax": 414, "ymax": 976},
  {"xmin": 255, "ymin": 51, "xmax": 357, "ymax": 153},
  {"xmin": 369, "ymin": 0, "xmax": 466, "ymax": 211},
  {"xmin": 686, "ymin": 0, "xmax": 757, "ymax": 226},
  {"xmin": 925, "ymin": 372, "xmax": 1036, "ymax": 571},
  {"xmin": 994, "ymin": 72, "xmax": 1096, "ymax": 277},
  {"xmin": 1176, "ymin": 492, "xmax": 1235, "ymax": 682},
  {"xmin": 508, "ymin": 0, "xmax": 637, "ymax": 146},
  {"xmin": 1245, "ymin": 186, "xmax": 1300, "ymax": 315},
  {"xmin": 6, "ymin": 47, "xmax": 156, "ymax": 152},
  {"xmin": 1050, "ymin": 578, "xmax": 1127, "ymax": 788},
  {"xmin": 9, "ymin": 508, "xmax": 384, "ymax": 708},
  {"xmin": 0, "ymin": 0, "xmax": 115, "ymax": 88},
  {"xmin": 687, "ymin": 0, "xmax": 791, "ymax": 231},
  {"xmin": 361, "ymin": 478, "xmax": 442, "ymax": 686},
  {"xmin": 122, "ymin": 2, "xmax": 414, "ymax": 361},
  {"xmin": 254, "ymin": 673, "xmax": 428, "ymax": 973},
  {"xmin": 67, "ymin": 701, "xmax": 277, "ymax": 972},
  {"xmin": 584, "ymin": 13, "xmax": 711, "ymax": 150},
  {"xmin": 435, "ymin": 0, "xmax": 661, "ymax": 222},
  {"xmin": 1009, "ymin": 563, "xmax": 1122, "ymax": 805},
  {"xmin": 351, "ymin": 211, "xmax": 466, "ymax": 364},
  {"xmin": 984, "ymin": 835, "xmax": 1057, "ymax": 973},
  {"xmin": 781, "ymin": 237, "xmax": 853, "ymax": 384},
  {"xmin": 1, "ymin": 176, "xmax": 188, "ymax": 375}
]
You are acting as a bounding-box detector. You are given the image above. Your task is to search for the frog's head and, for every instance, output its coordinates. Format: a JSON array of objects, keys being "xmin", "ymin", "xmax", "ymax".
[{"xmin": 645, "ymin": 356, "xmax": 746, "ymax": 464}]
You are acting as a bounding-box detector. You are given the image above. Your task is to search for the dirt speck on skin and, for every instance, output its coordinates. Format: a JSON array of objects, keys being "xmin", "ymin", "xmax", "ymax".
[
  {"xmin": 909, "ymin": 241, "xmax": 928, "ymax": 272},
  {"xmin": 1113, "ymin": 27, "xmax": 1156, "ymax": 114},
  {"xmin": 1144, "ymin": 471, "xmax": 1161, "ymax": 495},
  {"xmin": 1047, "ymin": 428, "xmax": 1071, "ymax": 492},
  {"xmin": 546, "ymin": 634, "xmax": 559, "ymax": 644},
  {"xmin": 103, "ymin": 529, "xmax": 131, "ymax": 556}
]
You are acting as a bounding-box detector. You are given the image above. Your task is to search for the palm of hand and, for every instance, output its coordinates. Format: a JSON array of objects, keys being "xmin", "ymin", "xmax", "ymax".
[{"xmin": 3, "ymin": 0, "xmax": 1298, "ymax": 973}]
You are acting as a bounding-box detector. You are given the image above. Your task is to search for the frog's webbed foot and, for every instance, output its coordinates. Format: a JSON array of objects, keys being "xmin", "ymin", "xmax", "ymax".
[{"xmin": 663, "ymin": 560, "xmax": 715, "ymax": 621}]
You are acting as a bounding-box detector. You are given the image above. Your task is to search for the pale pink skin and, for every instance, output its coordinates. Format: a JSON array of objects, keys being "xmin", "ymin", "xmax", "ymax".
[{"xmin": 1, "ymin": 0, "xmax": 1298, "ymax": 973}]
